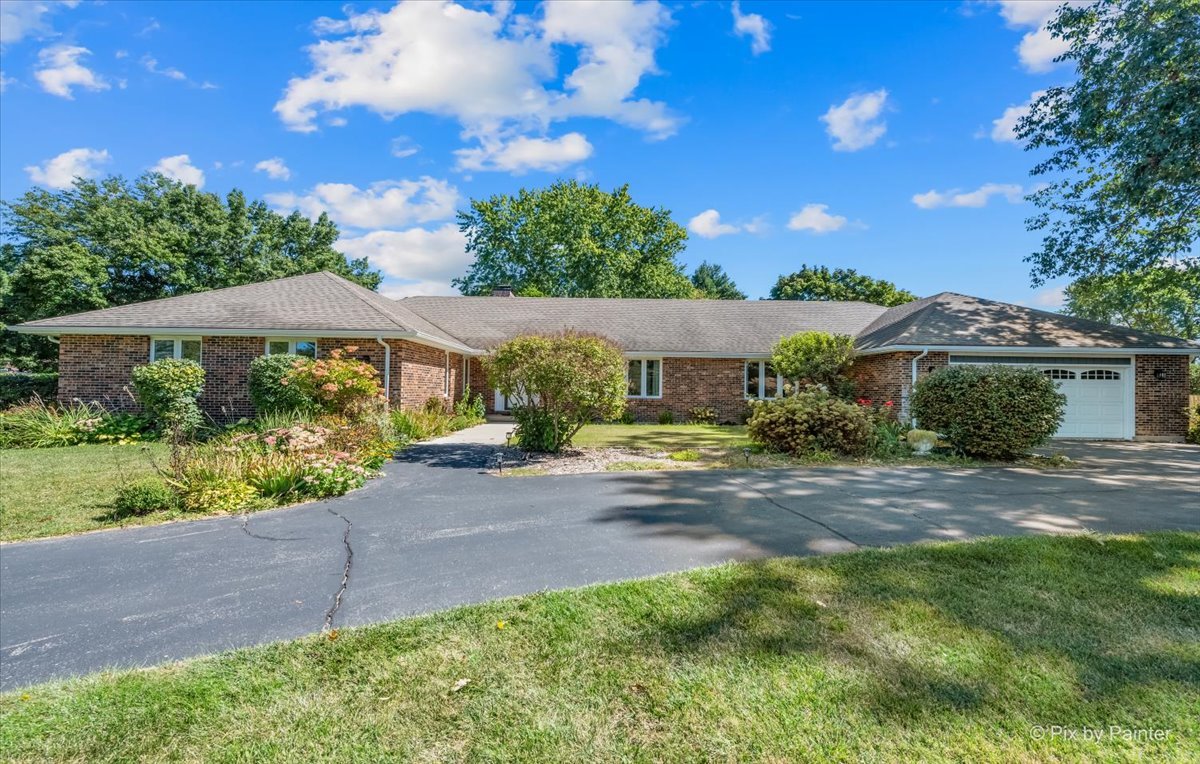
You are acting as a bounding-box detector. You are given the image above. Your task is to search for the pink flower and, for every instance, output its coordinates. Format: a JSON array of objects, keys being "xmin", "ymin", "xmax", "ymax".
[
  {"xmin": 321, "ymin": 383, "xmax": 338, "ymax": 392},
  {"xmin": 264, "ymin": 435, "xmax": 277, "ymax": 446},
  {"xmin": 884, "ymin": 401, "xmax": 894, "ymax": 407},
  {"xmin": 280, "ymin": 378, "xmax": 290, "ymax": 386}
]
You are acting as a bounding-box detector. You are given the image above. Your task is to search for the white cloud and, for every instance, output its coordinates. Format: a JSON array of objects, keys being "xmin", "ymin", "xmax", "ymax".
[
  {"xmin": 995, "ymin": 1, "xmax": 1083, "ymax": 73},
  {"xmin": 275, "ymin": 0, "xmax": 679, "ymax": 162},
  {"xmin": 0, "ymin": 71, "xmax": 13, "ymax": 92},
  {"xmin": 454, "ymin": 132, "xmax": 593, "ymax": 173},
  {"xmin": 0, "ymin": 0, "xmax": 78, "ymax": 45},
  {"xmin": 390, "ymin": 136, "xmax": 420, "ymax": 158},
  {"xmin": 141, "ymin": 55, "xmax": 186, "ymax": 80},
  {"xmin": 786, "ymin": 203, "xmax": 848, "ymax": 234},
  {"xmin": 732, "ymin": 1, "xmax": 771, "ymax": 55},
  {"xmin": 254, "ymin": 157, "xmax": 292, "ymax": 181},
  {"xmin": 990, "ymin": 90, "xmax": 1044, "ymax": 142},
  {"xmin": 338, "ymin": 223, "xmax": 469, "ymax": 296},
  {"xmin": 912, "ymin": 183, "xmax": 1025, "ymax": 209},
  {"xmin": 688, "ymin": 209, "xmax": 746, "ymax": 239},
  {"xmin": 25, "ymin": 147, "xmax": 110, "ymax": 189},
  {"xmin": 34, "ymin": 45, "xmax": 108, "ymax": 98},
  {"xmin": 152, "ymin": 154, "xmax": 206, "ymax": 187},
  {"xmin": 820, "ymin": 89, "xmax": 888, "ymax": 152},
  {"xmin": 1032, "ymin": 285, "xmax": 1066, "ymax": 309},
  {"xmin": 266, "ymin": 177, "xmax": 458, "ymax": 229}
]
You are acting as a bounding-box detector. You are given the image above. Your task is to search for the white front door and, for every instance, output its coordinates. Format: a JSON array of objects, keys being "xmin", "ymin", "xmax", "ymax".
[{"xmin": 494, "ymin": 389, "xmax": 509, "ymax": 413}]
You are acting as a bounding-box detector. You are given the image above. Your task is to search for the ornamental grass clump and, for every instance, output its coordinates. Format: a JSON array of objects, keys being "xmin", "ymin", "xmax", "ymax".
[{"xmin": 911, "ymin": 365, "xmax": 1066, "ymax": 460}]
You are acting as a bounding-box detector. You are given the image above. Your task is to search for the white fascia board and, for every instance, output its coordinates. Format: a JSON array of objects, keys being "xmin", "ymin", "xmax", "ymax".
[
  {"xmin": 13, "ymin": 325, "xmax": 480, "ymax": 355},
  {"xmin": 856, "ymin": 345, "xmax": 1199, "ymax": 357}
]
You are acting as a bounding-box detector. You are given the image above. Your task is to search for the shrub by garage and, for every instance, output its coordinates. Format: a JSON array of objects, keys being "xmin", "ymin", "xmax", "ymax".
[{"xmin": 911, "ymin": 365, "xmax": 1066, "ymax": 459}]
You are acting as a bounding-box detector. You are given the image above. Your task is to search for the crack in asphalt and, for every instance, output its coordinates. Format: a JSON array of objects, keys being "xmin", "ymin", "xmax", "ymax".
[
  {"xmin": 322, "ymin": 506, "xmax": 354, "ymax": 632},
  {"xmin": 730, "ymin": 476, "xmax": 862, "ymax": 548},
  {"xmin": 239, "ymin": 512, "xmax": 305, "ymax": 542}
]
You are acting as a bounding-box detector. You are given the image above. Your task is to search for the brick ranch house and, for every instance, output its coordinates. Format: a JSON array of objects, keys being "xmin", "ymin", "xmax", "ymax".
[{"xmin": 12, "ymin": 271, "xmax": 1198, "ymax": 441}]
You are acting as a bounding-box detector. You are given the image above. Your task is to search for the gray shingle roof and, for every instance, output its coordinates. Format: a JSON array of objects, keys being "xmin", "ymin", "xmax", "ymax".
[
  {"xmin": 855, "ymin": 292, "xmax": 1197, "ymax": 351},
  {"xmin": 14, "ymin": 274, "xmax": 1196, "ymax": 354},
  {"xmin": 15, "ymin": 272, "xmax": 471, "ymax": 350},
  {"xmin": 399, "ymin": 296, "xmax": 888, "ymax": 353}
]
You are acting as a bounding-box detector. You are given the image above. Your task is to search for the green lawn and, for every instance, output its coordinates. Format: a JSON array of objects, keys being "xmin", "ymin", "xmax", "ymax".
[
  {"xmin": 574, "ymin": 423, "xmax": 750, "ymax": 449},
  {"xmin": 0, "ymin": 444, "xmax": 172, "ymax": 541},
  {"xmin": 2, "ymin": 532, "xmax": 1196, "ymax": 762}
]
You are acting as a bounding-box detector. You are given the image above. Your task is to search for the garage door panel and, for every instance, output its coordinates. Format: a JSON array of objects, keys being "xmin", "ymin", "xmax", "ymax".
[{"xmin": 1046, "ymin": 371, "xmax": 1128, "ymax": 440}]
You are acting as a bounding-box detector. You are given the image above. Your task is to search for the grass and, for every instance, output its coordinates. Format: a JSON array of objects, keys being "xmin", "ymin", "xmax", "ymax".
[
  {"xmin": 2, "ymin": 532, "xmax": 1196, "ymax": 762},
  {"xmin": 574, "ymin": 423, "xmax": 750, "ymax": 449},
  {"xmin": 0, "ymin": 444, "xmax": 172, "ymax": 541}
]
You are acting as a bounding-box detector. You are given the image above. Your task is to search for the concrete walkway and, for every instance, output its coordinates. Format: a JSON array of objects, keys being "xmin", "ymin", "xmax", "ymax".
[
  {"xmin": 1, "ymin": 439, "xmax": 1196, "ymax": 689},
  {"xmin": 423, "ymin": 421, "xmax": 513, "ymax": 446}
]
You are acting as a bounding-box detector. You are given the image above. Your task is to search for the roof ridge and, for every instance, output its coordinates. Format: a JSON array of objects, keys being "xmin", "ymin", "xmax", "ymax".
[{"xmin": 319, "ymin": 272, "xmax": 410, "ymax": 332}]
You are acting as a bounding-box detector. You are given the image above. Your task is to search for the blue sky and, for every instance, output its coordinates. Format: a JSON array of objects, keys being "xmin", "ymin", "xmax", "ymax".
[{"xmin": 0, "ymin": 0, "xmax": 1076, "ymax": 306}]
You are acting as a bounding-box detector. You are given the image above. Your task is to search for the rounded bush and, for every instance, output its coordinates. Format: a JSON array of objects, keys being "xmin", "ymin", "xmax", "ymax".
[
  {"xmin": 115, "ymin": 478, "xmax": 177, "ymax": 516},
  {"xmin": 249, "ymin": 354, "xmax": 315, "ymax": 413},
  {"xmin": 911, "ymin": 365, "xmax": 1066, "ymax": 459},
  {"xmin": 747, "ymin": 389, "xmax": 873, "ymax": 457},
  {"xmin": 131, "ymin": 359, "xmax": 205, "ymax": 420}
]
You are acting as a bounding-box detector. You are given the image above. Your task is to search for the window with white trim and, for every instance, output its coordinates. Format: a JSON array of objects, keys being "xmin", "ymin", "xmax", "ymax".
[
  {"xmin": 265, "ymin": 339, "xmax": 317, "ymax": 358},
  {"xmin": 745, "ymin": 360, "xmax": 783, "ymax": 398},
  {"xmin": 151, "ymin": 337, "xmax": 202, "ymax": 362},
  {"xmin": 1081, "ymin": 369, "xmax": 1120, "ymax": 380},
  {"xmin": 627, "ymin": 358, "xmax": 662, "ymax": 398},
  {"xmin": 1042, "ymin": 369, "xmax": 1076, "ymax": 380}
]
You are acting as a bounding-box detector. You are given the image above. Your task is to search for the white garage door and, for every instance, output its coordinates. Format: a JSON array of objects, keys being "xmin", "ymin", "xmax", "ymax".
[{"xmin": 1040, "ymin": 367, "xmax": 1130, "ymax": 439}]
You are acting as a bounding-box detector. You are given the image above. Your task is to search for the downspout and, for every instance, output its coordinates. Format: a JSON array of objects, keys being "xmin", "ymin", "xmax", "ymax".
[
  {"xmin": 375, "ymin": 337, "xmax": 391, "ymax": 405},
  {"xmin": 908, "ymin": 348, "xmax": 930, "ymax": 427}
]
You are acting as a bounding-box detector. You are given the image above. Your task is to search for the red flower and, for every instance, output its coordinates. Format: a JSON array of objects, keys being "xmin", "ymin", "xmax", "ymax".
[
  {"xmin": 856, "ymin": 398, "xmax": 872, "ymax": 406},
  {"xmin": 884, "ymin": 400, "xmax": 894, "ymax": 407}
]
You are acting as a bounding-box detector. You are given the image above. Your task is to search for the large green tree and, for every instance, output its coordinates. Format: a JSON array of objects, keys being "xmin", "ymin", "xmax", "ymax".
[
  {"xmin": 690, "ymin": 261, "xmax": 747, "ymax": 300},
  {"xmin": 1, "ymin": 173, "xmax": 379, "ymax": 370},
  {"xmin": 1064, "ymin": 264, "xmax": 1199, "ymax": 339},
  {"xmin": 769, "ymin": 265, "xmax": 917, "ymax": 306},
  {"xmin": 453, "ymin": 180, "xmax": 693, "ymax": 298},
  {"xmin": 1018, "ymin": 0, "xmax": 1199, "ymax": 285}
]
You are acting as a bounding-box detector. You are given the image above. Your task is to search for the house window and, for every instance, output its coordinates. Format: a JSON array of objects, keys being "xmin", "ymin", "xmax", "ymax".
[
  {"xmin": 1081, "ymin": 369, "xmax": 1120, "ymax": 380},
  {"xmin": 151, "ymin": 337, "xmax": 202, "ymax": 362},
  {"xmin": 265, "ymin": 339, "xmax": 317, "ymax": 358},
  {"xmin": 1042, "ymin": 369, "xmax": 1076, "ymax": 380},
  {"xmin": 745, "ymin": 360, "xmax": 783, "ymax": 398},
  {"xmin": 627, "ymin": 358, "xmax": 662, "ymax": 398}
]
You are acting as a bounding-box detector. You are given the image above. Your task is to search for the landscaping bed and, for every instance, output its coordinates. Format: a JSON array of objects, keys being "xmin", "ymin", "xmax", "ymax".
[{"xmin": 1, "ymin": 532, "xmax": 1195, "ymax": 761}]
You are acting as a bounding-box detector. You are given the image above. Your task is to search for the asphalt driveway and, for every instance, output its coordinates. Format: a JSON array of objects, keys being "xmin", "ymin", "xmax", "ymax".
[{"xmin": 2, "ymin": 439, "xmax": 1197, "ymax": 689}]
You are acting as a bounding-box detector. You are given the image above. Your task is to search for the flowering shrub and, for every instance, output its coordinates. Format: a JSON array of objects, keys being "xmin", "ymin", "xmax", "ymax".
[
  {"xmin": 282, "ymin": 347, "xmax": 383, "ymax": 418},
  {"xmin": 301, "ymin": 452, "xmax": 370, "ymax": 497}
]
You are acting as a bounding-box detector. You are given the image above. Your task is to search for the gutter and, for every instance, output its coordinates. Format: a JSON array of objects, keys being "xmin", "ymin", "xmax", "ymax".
[
  {"xmin": 909, "ymin": 348, "xmax": 930, "ymax": 427},
  {"xmin": 375, "ymin": 337, "xmax": 391, "ymax": 403}
]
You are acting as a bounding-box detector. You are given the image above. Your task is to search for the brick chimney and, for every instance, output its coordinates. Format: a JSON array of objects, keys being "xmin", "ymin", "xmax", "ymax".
[{"xmin": 491, "ymin": 285, "xmax": 514, "ymax": 297}]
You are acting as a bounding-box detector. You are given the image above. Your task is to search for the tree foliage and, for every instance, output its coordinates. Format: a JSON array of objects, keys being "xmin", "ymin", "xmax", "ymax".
[
  {"xmin": 485, "ymin": 332, "xmax": 627, "ymax": 452},
  {"xmin": 770, "ymin": 332, "xmax": 857, "ymax": 393},
  {"xmin": 769, "ymin": 265, "xmax": 917, "ymax": 306},
  {"xmin": 1, "ymin": 173, "xmax": 380, "ymax": 370},
  {"xmin": 690, "ymin": 261, "xmax": 747, "ymax": 300},
  {"xmin": 1017, "ymin": 0, "xmax": 1200, "ymax": 284},
  {"xmin": 1064, "ymin": 264, "xmax": 1199, "ymax": 340},
  {"xmin": 453, "ymin": 181, "xmax": 693, "ymax": 298}
]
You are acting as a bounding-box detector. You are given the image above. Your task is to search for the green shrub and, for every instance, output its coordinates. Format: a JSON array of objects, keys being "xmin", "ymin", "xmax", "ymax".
[
  {"xmin": 282, "ymin": 346, "xmax": 383, "ymax": 418},
  {"xmin": 619, "ymin": 409, "xmax": 637, "ymax": 425},
  {"xmin": 669, "ymin": 449, "xmax": 700, "ymax": 461},
  {"xmin": 454, "ymin": 390, "xmax": 487, "ymax": 422},
  {"xmin": 1191, "ymin": 363, "xmax": 1200, "ymax": 395},
  {"xmin": 689, "ymin": 406, "xmax": 717, "ymax": 425},
  {"xmin": 177, "ymin": 473, "xmax": 257, "ymax": 513},
  {"xmin": 115, "ymin": 478, "xmax": 177, "ymax": 515},
  {"xmin": 747, "ymin": 389, "xmax": 873, "ymax": 457},
  {"xmin": 1187, "ymin": 403, "xmax": 1199, "ymax": 445},
  {"xmin": 131, "ymin": 359, "xmax": 205, "ymax": 421},
  {"xmin": 249, "ymin": 354, "xmax": 316, "ymax": 414},
  {"xmin": 0, "ymin": 373, "xmax": 58, "ymax": 409},
  {"xmin": 91, "ymin": 412, "xmax": 155, "ymax": 444},
  {"xmin": 657, "ymin": 410, "xmax": 675, "ymax": 425},
  {"xmin": 486, "ymin": 332, "xmax": 626, "ymax": 452},
  {"xmin": 911, "ymin": 365, "xmax": 1066, "ymax": 460},
  {"xmin": 770, "ymin": 332, "xmax": 856, "ymax": 393}
]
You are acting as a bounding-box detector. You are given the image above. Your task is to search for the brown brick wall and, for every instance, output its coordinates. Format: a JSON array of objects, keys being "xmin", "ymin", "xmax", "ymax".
[
  {"xmin": 197, "ymin": 336, "xmax": 261, "ymax": 420},
  {"xmin": 468, "ymin": 357, "xmax": 491, "ymax": 412},
  {"xmin": 57, "ymin": 335, "xmax": 147, "ymax": 411},
  {"xmin": 625, "ymin": 357, "xmax": 750, "ymax": 424},
  {"xmin": 1135, "ymin": 354, "xmax": 1189, "ymax": 439},
  {"xmin": 849, "ymin": 351, "xmax": 949, "ymax": 415},
  {"xmin": 393, "ymin": 339, "xmax": 452, "ymax": 412}
]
